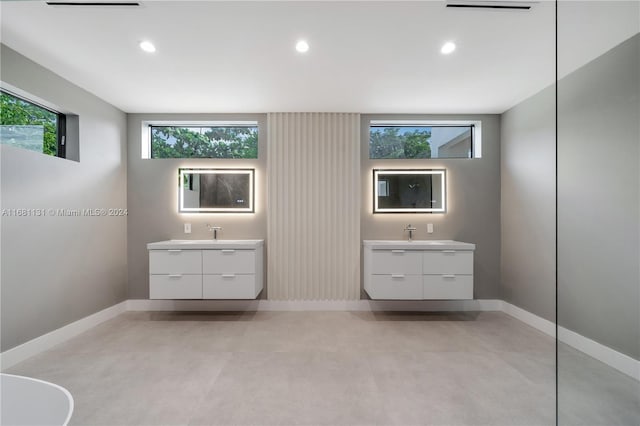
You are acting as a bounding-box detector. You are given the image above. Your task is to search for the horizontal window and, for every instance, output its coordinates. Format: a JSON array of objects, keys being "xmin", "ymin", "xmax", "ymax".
[
  {"xmin": 0, "ymin": 89, "xmax": 66, "ymax": 158},
  {"xmin": 370, "ymin": 121, "xmax": 478, "ymax": 159},
  {"xmin": 150, "ymin": 124, "xmax": 258, "ymax": 159}
]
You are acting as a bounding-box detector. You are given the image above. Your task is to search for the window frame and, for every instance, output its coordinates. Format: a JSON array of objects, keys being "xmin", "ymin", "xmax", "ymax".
[
  {"xmin": 369, "ymin": 120, "xmax": 482, "ymax": 159},
  {"xmin": 0, "ymin": 88, "xmax": 67, "ymax": 158},
  {"xmin": 145, "ymin": 121, "xmax": 259, "ymax": 160}
]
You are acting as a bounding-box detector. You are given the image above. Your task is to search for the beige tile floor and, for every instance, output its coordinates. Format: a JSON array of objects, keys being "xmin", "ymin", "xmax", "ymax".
[
  {"xmin": 558, "ymin": 343, "xmax": 640, "ymax": 426},
  {"xmin": 4, "ymin": 311, "xmax": 638, "ymax": 426}
]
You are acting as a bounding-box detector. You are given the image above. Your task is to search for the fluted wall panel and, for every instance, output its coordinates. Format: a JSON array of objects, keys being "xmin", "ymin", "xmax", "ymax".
[{"xmin": 267, "ymin": 113, "xmax": 360, "ymax": 300}]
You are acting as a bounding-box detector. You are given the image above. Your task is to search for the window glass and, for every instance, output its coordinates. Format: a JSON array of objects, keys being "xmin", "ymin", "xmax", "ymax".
[
  {"xmin": 0, "ymin": 90, "xmax": 62, "ymax": 157},
  {"xmin": 370, "ymin": 125, "xmax": 473, "ymax": 159},
  {"xmin": 150, "ymin": 125, "xmax": 258, "ymax": 159}
]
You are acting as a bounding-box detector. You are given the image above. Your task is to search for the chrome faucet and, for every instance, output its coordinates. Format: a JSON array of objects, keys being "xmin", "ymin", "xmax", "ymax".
[
  {"xmin": 206, "ymin": 224, "xmax": 223, "ymax": 240},
  {"xmin": 404, "ymin": 224, "xmax": 417, "ymax": 241}
]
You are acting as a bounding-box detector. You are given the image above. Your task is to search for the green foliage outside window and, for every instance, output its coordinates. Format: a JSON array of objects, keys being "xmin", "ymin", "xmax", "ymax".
[
  {"xmin": 0, "ymin": 91, "xmax": 58, "ymax": 156},
  {"xmin": 370, "ymin": 127, "xmax": 432, "ymax": 159},
  {"xmin": 151, "ymin": 126, "xmax": 258, "ymax": 159}
]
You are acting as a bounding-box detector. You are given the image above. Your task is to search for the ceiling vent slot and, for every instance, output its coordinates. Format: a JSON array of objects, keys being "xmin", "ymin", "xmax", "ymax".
[
  {"xmin": 46, "ymin": 1, "xmax": 140, "ymax": 6},
  {"xmin": 446, "ymin": 1, "xmax": 536, "ymax": 10}
]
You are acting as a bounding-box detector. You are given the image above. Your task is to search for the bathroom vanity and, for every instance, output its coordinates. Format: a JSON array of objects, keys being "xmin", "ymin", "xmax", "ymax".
[
  {"xmin": 363, "ymin": 240, "xmax": 475, "ymax": 300},
  {"xmin": 147, "ymin": 240, "xmax": 264, "ymax": 299}
]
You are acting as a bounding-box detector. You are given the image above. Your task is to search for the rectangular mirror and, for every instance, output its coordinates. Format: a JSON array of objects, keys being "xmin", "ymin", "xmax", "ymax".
[
  {"xmin": 179, "ymin": 168, "xmax": 254, "ymax": 213},
  {"xmin": 373, "ymin": 169, "xmax": 446, "ymax": 213}
]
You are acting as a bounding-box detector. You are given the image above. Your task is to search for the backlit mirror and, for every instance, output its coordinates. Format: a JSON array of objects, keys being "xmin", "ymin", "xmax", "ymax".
[
  {"xmin": 179, "ymin": 168, "xmax": 254, "ymax": 213},
  {"xmin": 373, "ymin": 169, "xmax": 446, "ymax": 213}
]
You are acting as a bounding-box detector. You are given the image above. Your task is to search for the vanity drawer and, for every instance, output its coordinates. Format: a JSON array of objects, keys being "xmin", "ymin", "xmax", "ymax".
[
  {"xmin": 423, "ymin": 275, "xmax": 472, "ymax": 300},
  {"xmin": 150, "ymin": 274, "xmax": 202, "ymax": 299},
  {"xmin": 149, "ymin": 250, "xmax": 202, "ymax": 274},
  {"xmin": 202, "ymin": 250, "xmax": 256, "ymax": 274},
  {"xmin": 368, "ymin": 275, "xmax": 422, "ymax": 300},
  {"xmin": 370, "ymin": 250, "xmax": 422, "ymax": 275},
  {"xmin": 203, "ymin": 274, "xmax": 259, "ymax": 299},
  {"xmin": 423, "ymin": 251, "xmax": 473, "ymax": 274}
]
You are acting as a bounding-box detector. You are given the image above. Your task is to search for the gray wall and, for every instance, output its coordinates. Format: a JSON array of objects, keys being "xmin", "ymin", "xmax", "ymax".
[
  {"xmin": 500, "ymin": 87, "xmax": 556, "ymax": 321},
  {"xmin": 0, "ymin": 45, "xmax": 128, "ymax": 352},
  {"xmin": 127, "ymin": 114, "xmax": 267, "ymax": 299},
  {"xmin": 361, "ymin": 114, "xmax": 501, "ymax": 299},
  {"xmin": 557, "ymin": 34, "xmax": 639, "ymax": 360},
  {"xmin": 500, "ymin": 34, "xmax": 639, "ymax": 359}
]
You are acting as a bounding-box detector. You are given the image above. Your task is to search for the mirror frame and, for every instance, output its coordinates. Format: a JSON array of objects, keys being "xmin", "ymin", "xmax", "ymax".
[
  {"xmin": 178, "ymin": 168, "xmax": 255, "ymax": 213},
  {"xmin": 373, "ymin": 169, "xmax": 447, "ymax": 214}
]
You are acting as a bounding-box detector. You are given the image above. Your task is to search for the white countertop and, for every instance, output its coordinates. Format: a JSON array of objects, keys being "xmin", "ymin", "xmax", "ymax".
[
  {"xmin": 363, "ymin": 240, "xmax": 475, "ymax": 250},
  {"xmin": 147, "ymin": 239, "xmax": 264, "ymax": 250}
]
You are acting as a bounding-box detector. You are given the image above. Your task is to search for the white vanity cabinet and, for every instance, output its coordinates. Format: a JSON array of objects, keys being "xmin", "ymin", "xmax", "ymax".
[
  {"xmin": 202, "ymin": 248, "xmax": 261, "ymax": 299},
  {"xmin": 149, "ymin": 250, "xmax": 203, "ymax": 299},
  {"xmin": 147, "ymin": 240, "xmax": 264, "ymax": 299},
  {"xmin": 363, "ymin": 240, "xmax": 475, "ymax": 300}
]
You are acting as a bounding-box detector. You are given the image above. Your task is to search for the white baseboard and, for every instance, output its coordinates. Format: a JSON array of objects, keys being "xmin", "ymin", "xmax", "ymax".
[
  {"xmin": 126, "ymin": 299, "xmax": 261, "ymax": 312},
  {"xmin": 500, "ymin": 301, "xmax": 639, "ymax": 382},
  {"xmin": 500, "ymin": 301, "xmax": 556, "ymax": 337},
  {"xmin": 3, "ymin": 298, "xmax": 638, "ymax": 382},
  {"xmin": 558, "ymin": 325, "xmax": 640, "ymax": 381},
  {"xmin": 0, "ymin": 301, "xmax": 127, "ymax": 371},
  {"xmin": 127, "ymin": 298, "xmax": 503, "ymax": 312}
]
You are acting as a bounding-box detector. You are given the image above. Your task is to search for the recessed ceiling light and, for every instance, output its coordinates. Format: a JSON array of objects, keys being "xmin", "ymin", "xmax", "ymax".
[
  {"xmin": 295, "ymin": 40, "xmax": 309, "ymax": 53},
  {"xmin": 139, "ymin": 40, "xmax": 156, "ymax": 53},
  {"xmin": 441, "ymin": 41, "xmax": 456, "ymax": 55}
]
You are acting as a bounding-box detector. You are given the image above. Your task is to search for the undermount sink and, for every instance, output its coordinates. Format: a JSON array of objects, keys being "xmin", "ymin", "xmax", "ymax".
[
  {"xmin": 363, "ymin": 240, "xmax": 475, "ymax": 250},
  {"xmin": 147, "ymin": 239, "xmax": 264, "ymax": 250}
]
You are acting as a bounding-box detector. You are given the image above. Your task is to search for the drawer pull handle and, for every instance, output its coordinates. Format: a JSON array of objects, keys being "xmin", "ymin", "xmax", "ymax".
[
  {"xmin": 168, "ymin": 274, "xmax": 182, "ymax": 278},
  {"xmin": 168, "ymin": 250, "xmax": 182, "ymax": 253},
  {"xmin": 391, "ymin": 250, "xmax": 405, "ymax": 254},
  {"xmin": 221, "ymin": 250, "xmax": 236, "ymax": 254},
  {"xmin": 442, "ymin": 274, "xmax": 456, "ymax": 279},
  {"xmin": 391, "ymin": 274, "xmax": 405, "ymax": 279},
  {"xmin": 222, "ymin": 274, "xmax": 236, "ymax": 279},
  {"xmin": 443, "ymin": 250, "xmax": 456, "ymax": 254}
]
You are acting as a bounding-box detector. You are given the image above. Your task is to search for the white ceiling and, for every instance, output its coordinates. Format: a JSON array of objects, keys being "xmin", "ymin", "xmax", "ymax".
[{"xmin": 1, "ymin": 1, "xmax": 638, "ymax": 113}]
